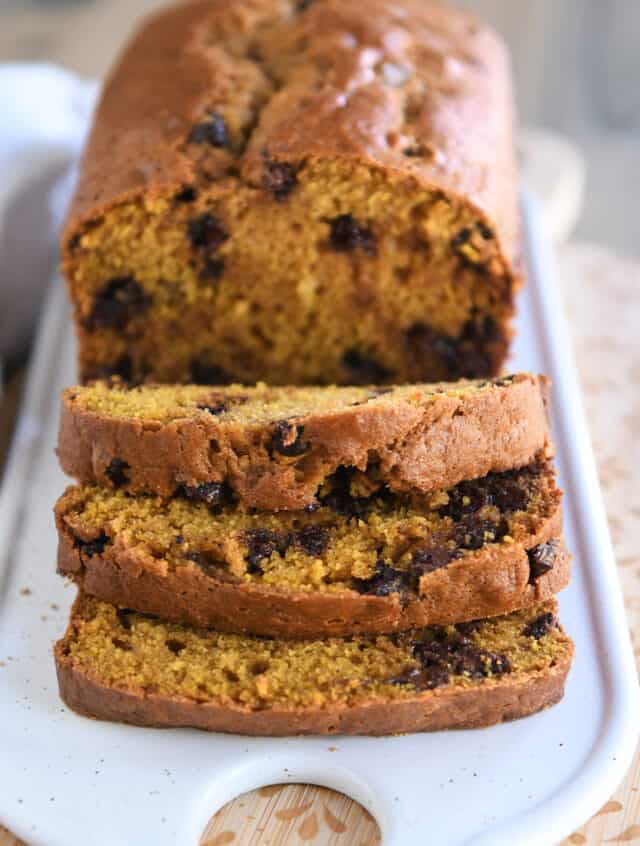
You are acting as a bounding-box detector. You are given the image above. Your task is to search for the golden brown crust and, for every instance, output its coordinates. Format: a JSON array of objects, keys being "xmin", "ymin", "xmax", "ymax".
[
  {"xmin": 56, "ymin": 502, "xmax": 568, "ymax": 637},
  {"xmin": 55, "ymin": 642, "xmax": 572, "ymax": 736},
  {"xmin": 57, "ymin": 374, "xmax": 551, "ymax": 510},
  {"xmin": 64, "ymin": 1, "xmax": 519, "ymax": 263}
]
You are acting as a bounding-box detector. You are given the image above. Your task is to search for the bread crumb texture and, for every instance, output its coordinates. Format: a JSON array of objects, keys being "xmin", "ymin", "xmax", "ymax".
[
  {"xmin": 57, "ymin": 596, "xmax": 570, "ymax": 709},
  {"xmin": 58, "ymin": 459, "xmax": 559, "ymax": 592},
  {"xmin": 68, "ymin": 375, "xmax": 514, "ymax": 423}
]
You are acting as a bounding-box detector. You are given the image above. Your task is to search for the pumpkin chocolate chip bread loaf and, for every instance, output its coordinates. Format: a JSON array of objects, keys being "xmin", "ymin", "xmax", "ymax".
[
  {"xmin": 56, "ymin": 459, "xmax": 568, "ymax": 637},
  {"xmin": 55, "ymin": 595, "xmax": 573, "ymax": 735},
  {"xmin": 58, "ymin": 374, "xmax": 550, "ymax": 511},
  {"xmin": 62, "ymin": 0, "xmax": 521, "ymax": 385}
]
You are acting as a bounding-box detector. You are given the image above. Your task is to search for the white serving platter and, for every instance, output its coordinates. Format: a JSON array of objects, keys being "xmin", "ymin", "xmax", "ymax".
[{"xmin": 0, "ymin": 195, "xmax": 638, "ymax": 846}]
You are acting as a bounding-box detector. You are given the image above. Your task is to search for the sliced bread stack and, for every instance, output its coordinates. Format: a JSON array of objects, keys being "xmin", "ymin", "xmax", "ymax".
[{"xmin": 54, "ymin": 374, "xmax": 573, "ymax": 735}]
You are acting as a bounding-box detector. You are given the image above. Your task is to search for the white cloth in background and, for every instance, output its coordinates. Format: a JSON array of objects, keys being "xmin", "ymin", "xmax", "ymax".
[{"xmin": 0, "ymin": 63, "xmax": 98, "ymax": 364}]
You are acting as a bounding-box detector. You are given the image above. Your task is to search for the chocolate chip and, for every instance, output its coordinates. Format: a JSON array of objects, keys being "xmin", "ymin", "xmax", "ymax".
[
  {"xmin": 112, "ymin": 637, "xmax": 132, "ymax": 651},
  {"xmin": 455, "ymin": 648, "xmax": 510, "ymax": 678},
  {"xmin": 200, "ymin": 257, "xmax": 225, "ymax": 281},
  {"xmin": 474, "ymin": 315, "xmax": 500, "ymax": 342},
  {"xmin": 185, "ymin": 551, "xmax": 202, "ymax": 564},
  {"xmin": 116, "ymin": 608, "xmax": 133, "ymax": 630},
  {"xmin": 86, "ymin": 355, "xmax": 134, "ymax": 383},
  {"xmin": 86, "ymin": 276, "xmax": 151, "ymax": 331},
  {"xmin": 319, "ymin": 467, "xmax": 373, "ymax": 522},
  {"xmin": 353, "ymin": 560, "xmax": 410, "ymax": 596},
  {"xmin": 188, "ymin": 113, "xmax": 228, "ymax": 147},
  {"xmin": 439, "ymin": 469, "xmax": 530, "ymax": 521},
  {"xmin": 485, "ymin": 464, "xmax": 536, "ymax": 512},
  {"xmin": 451, "ymin": 227, "xmax": 472, "ymax": 248},
  {"xmin": 174, "ymin": 186, "xmax": 198, "ymax": 203},
  {"xmin": 190, "ymin": 360, "xmax": 232, "ymax": 385},
  {"xmin": 329, "ymin": 214, "xmax": 376, "ymax": 255},
  {"xmin": 198, "ymin": 393, "xmax": 246, "ymax": 414},
  {"xmin": 454, "ymin": 516, "xmax": 507, "ymax": 550},
  {"xmin": 179, "ymin": 482, "xmax": 233, "ymax": 508},
  {"xmin": 439, "ymin": 479, "xmax": 491, "ymax": 521},
  {"xmin": 105, "ymin": 458, "xmax": 130, "ymax": 488},
  {"xmin": 485, "ymin": 651, "xmax": 511, "ymax": 674},
  {"xmin": 421, "ymin": 665, "xmax": 453, "ymax": 688},
  {"xmin": 388, "ymin": 664, "xmax": 450, "ymax": 690},
  {"xmin": 402, "ymin": 143, "xmax": 430, "ymax": 158},
  {"xmin": 454, "ymin": 619, "xmax": 483, "ymax": 636},
  {"xmin": 492, "ymin": 375, "xmax": 514, "ymax": 387},
  {"xmin": 174, "ymin": 534, "xmax": 184, "ymax": 544},
  {"xmin": 197, "ymin": 401, "xmax": 227, "ymax": 415},
  {"xmin": 74, "ymin": 532, "xmax": 110, "ymax": 558},
  {"xmin": 165, "ymin": 638, "xmax": 186, "ymax": 655},
  {"xmin": 295, "ymin": 0, "xmax": 314, "ymax": 10},
  {"xmin": 451, "ymin": 222, "xmax": 493, "ymax": 261},
  {"xmin": 243, "ymin": 529, "xmax": 292, "ymax": 574},
  {"xmin": 523, "ymin": 611, "xmax": 556, "ymax": 639},
  {"xmin": 406, "ymin": 323, "xmax": 459, "ymax": 374},
  {"xmin": 527, "ymin": 541, "xmax": 557, "ymax": 583},
  {"xmin": 323, "ymin": 490, "xmax": 372, "ymax": 521},
  {"xmin": 411, "ymin": 547, "xmax": 463, "ymax": 578},
  {"xmin": 406, "ymin": 317, "xmax": 501, "ymax": 380},
  {"xmin": 488, "ymin": 474, "xmax": 529, "ymax": 513},
  {"xmin": 262, "ymin": 154, "xmax": 299, "ymax": 200},
  {"xmin": 295, "ymin": 525, "xmax": 329, "ymax": 557},
  {"xmin": 187, "ymin": 213, "xmax": 228, "ymax": 250},
  {"xmin": 451, "ymin": 648, "xmax": 491, "ymax": 677},
  {"xmin": 342, "ymin": 349, "xmax": 391, "ymax": 384},
  {"xmin": 271, "ymin": 420, "xmax": 309, "ymax": 457},
  {"xmin": 412, "ymin": 631, "xmax": 510, "ymax": 681},
  {"xmin": 411, "ymin": 636, "xmax": 458, "ymax": 669}
]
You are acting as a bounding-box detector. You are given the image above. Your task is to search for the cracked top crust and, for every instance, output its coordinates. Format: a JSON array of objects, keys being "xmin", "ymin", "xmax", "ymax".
[
  {"xmin": 62, "ymin": 0, "xmax": 522, "ymax": 387},
  {"xmin": 64, "ymin": 0, "xmax": 519, "ymax": 267}
]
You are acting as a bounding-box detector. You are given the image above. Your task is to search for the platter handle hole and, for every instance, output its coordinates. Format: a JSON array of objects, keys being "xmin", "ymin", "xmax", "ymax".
[{"xmin": 200, "ymin": 782, "xmax": 381, "ymax": 845}]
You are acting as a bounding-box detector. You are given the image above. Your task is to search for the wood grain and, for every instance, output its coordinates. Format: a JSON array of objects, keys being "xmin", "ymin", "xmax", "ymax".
[{"xmin": 201, "ymin": 784, "xmax": 380, "ymax": 846}]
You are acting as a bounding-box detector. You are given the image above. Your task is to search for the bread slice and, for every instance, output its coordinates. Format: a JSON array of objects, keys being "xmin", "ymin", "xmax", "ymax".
[
  {"xmin": 62, "ymin": 1, "xmax": 520, "ymax": 386},
  {"xmin": 56, "ymin": 459, "xmax": 568, "ymax": 637},
  {"xmin": 58, "ymin": 373, "xmax": 551, "ymax": 510},
  {"xmin": 55, "ymin": 594, "xmax": 573, "ymax": 736}
]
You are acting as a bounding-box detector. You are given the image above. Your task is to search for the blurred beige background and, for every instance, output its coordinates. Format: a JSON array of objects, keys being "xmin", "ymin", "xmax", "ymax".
[{"xmin": 1, "ymin": 0, "xmax": 638, "ymax": 257}]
